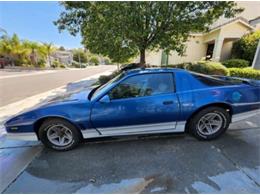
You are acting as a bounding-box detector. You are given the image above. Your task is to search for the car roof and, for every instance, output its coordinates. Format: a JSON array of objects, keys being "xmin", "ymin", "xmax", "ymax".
[{"xmin": 125, "ymin": 68, "xmax": 186, "ymax": 76}]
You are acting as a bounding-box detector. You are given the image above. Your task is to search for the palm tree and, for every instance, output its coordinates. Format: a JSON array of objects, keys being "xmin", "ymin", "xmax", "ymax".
[
  {"xmin": 0, "ymin": 34, "xmax": 24, "ymax": 66},
  {"xmin": 23, "ymin": 40, "xmax": 40, "ymax": 66},
  {"xmin": 42, "ymin": 43, "xmax": 56, "ymax": 67}
]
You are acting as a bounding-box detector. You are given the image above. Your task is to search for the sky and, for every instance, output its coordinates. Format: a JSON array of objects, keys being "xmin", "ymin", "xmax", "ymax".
[{"xmin": 0, "ymin": 1, "xmax": 82, "ymax": 49}]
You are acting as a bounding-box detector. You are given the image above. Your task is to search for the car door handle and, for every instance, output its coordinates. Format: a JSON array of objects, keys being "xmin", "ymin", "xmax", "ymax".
[{"xmin": 163, "ymin": 100, "xmax": 173, "ymax": 105}]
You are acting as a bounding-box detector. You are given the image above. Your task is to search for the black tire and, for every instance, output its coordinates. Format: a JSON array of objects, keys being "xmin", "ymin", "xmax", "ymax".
[
  {"xmin": 187, "ymin": 107, "xmax": 231, "ymax": 140},
  {"xmin": 38, "ymin": 118, "xmax": 82, "ymax": 151}
]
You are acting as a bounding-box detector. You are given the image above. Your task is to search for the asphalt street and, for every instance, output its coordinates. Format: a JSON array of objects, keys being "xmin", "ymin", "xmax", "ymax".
[{"xmin": 0, "ymin": 66, "xmax": 116, "ymax": 106}]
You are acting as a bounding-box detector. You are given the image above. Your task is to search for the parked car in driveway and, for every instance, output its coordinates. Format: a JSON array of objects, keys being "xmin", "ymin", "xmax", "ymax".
[{"xmin": 5, "ymin": 68, "xmax": 260, "ymax": 151}]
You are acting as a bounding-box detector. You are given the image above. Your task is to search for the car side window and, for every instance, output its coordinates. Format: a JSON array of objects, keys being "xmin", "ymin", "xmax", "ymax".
[{"xmin": 108, "ymin": 73, "xmax": 174, "ymax": 100}]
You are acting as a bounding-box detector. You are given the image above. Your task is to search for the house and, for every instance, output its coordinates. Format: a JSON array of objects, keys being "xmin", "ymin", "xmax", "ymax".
[
  {"xmin": 145, "ymin": 1, "xmax": 260, "ymax": 68},
  {"xmin": 49, "ymin": 50, "xmax": 73, "ymax": 67}
]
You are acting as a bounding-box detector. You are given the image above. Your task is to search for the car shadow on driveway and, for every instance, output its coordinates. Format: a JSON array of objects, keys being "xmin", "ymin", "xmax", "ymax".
[{"xmin": 4, "ymin": 128, "xmax": 260, "ymax": 194}]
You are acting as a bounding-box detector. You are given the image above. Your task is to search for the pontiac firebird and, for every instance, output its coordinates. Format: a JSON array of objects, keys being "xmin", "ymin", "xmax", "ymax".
[{"xmin": 5, "ymin": 68, "xmax": 260, "ymax": 151}]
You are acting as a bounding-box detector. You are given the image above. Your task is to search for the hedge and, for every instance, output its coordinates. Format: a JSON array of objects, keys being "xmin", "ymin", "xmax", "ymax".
[
  {"xmin": 228, "ymin": 68, "xmax": 260, "ymax": 80},
  {"xmin": 98, "ymin": 70, "xmax": 121, "ymax": 85},
  {"xmin": 185, "ymin": 61, "xmax": 229, "ymax": 76},
  {"xmin": 166, "ymin": 63, "xmax": 191, "ymax": 69},
  {"xmin": 96, "ymin": 62, "xmax": 260, "ymax": 86},
  {"xmin": 222, "ymin": 59, "xmax": 249, "ymax": 68},
  {"xmin": 231, "ymin": 30, "xmax": 260, "ymax": 63}
]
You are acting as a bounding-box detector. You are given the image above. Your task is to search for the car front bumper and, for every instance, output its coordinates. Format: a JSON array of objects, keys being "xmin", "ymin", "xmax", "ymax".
[{"xmin": 6, "ymin": 132, "xmax": 38, "ymax": 141}]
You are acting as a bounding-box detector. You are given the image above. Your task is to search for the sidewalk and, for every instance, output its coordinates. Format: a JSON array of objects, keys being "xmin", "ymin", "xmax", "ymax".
[{"xmin": 0, "ymin": 69, "xmax": 114, "ymax": 137}]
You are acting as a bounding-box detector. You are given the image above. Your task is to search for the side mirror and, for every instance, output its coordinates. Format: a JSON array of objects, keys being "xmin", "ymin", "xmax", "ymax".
[{"xmin": 99, "ymin": 95, "xmax": 110, "ymax": 103}]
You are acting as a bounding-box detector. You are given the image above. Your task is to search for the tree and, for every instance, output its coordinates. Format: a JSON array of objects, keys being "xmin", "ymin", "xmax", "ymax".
[
  {"xmin": 23, "ymin": 40, "xmax": 40, "ymax": 66},
  {"xmin": 59, "ymin": 46, "xmax": 66, "ymax": 51},
  {"xmin": 72, "ymin": 49, "xmax": 88, "ymax": 63},
  {"xmin": 55, "ymin": 2, "xmax": 242, "ymax": 66},
  {"xmin": 103, "ymin": 57, "xmax": 111, "ymax": 65},
  {"xmin": 231, "ymin": 30, "xmax": 260, "ymax": 63},
  {"xmin": 89, "ymin": 55, "xmax": 99, "ymax": 65},
  {"xmin": 0, "ymin": 34, "xmax": 28, "ymax": 66},
  {"xmin": 42, "ymin": 43, "xmax": 56, "ymax": 67}
]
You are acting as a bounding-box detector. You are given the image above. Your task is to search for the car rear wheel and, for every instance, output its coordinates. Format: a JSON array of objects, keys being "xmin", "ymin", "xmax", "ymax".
[
  {"xmin": 187, "ymin": 107, "xmax": 231, "ymax": 140},
  {"xmin": 39, "ymin": 118, "xmax": 82, "ymax": 151}
]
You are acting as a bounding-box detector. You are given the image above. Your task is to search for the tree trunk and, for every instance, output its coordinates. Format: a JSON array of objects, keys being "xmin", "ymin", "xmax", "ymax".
[
  {"xmin": 48, "ymin": 55, "xmax": 52, "ymax": 67},
  {"xmin": 139, "ymin": 49, "xmax": 146, "ymax": 67}
]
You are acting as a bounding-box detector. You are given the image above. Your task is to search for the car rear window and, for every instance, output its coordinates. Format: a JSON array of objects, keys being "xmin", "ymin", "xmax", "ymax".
[{"xmin": 191, "ymin": 72, "xmax": 235, "ymax": 86}]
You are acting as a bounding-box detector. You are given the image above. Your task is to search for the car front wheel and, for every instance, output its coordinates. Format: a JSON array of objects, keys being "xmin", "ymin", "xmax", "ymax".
[
  {"xmin": 39, "ymin": 118, "xmax": 82, "ymax": 151},
  {"xmin": 188, "ymin": 107, "xmax": 231, "ymax": 140}
]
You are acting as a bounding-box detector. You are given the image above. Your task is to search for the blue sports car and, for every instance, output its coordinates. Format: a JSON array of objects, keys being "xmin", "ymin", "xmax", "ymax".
[{"xmin": 5, "ymin": 68, "xmax": 260, "ymax": 151}]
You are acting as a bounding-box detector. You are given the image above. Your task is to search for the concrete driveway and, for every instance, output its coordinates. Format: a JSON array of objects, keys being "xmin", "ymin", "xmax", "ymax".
[{"xmin": 2, "ymin": 115, "xmax": 260, "ymax": 193}]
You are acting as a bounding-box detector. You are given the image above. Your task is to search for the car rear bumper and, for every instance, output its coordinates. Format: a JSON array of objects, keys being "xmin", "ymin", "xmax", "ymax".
[
  {"xmin": 232, "ymin": 109, "xmax": 260, "ymax": 123},
  {"xmin": 6, "ymin": 132, "xmax": 38, "ymax": 141}
]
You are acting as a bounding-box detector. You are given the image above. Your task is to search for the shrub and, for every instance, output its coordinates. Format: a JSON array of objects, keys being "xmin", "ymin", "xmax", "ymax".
[
  {"xmin": 98, "ymin": 71, "xmax": 121, "ymax": 85},
  {"xmin": 222, "ymin": 59, "xmax": 249, "ymax": 68},
  {"xmin": 167, "ymin": 62, "xmax": 191, "ymax": 69},
  {"xmin": 60, "ymin": 64, "xmax": 66, "ymax": 68},
  {"xmin": 186, "ymin": 61, "xmax": 229, "ymax": 76},
  {"xmin": 72, "ymin": 49, "xmax": 88, "ymax": 63},
  {"xmin": 104, "ymin": 57, "xmax": 111, "ymax": 65},
  {"xmin": 231, "ymin": 30, "xmax": 260, "ymax": 63},
  {"xmin": 71, "ymin": 61, "xmax": 80, "ymax": 68},
  {"xmin": 120, "ymin": 63, "xmax": 141, "ymax": 71},
  {"xmin": 37, "ymin": 58, "xmax": 46, "ymax": 68},
  {"xmin": 51, "ymin": 60, "xmax": 60, "ymax": 68},
  {"xmin": 89, "ymin": 56, "xmax": 99, "ymax": 65},
  {"xmin": 228, "ymin": 68, "xmax": 260, "ymax": 80}
]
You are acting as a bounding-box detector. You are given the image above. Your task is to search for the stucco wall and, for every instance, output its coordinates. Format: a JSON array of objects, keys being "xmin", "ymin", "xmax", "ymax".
[
  {"xmin": 220, "ymin": 40, "xmax": 233, "ymax": 61},
  {"xmin": 203, "ymin": 30, "xmax": 221, "ymax": 43},
  {"xmin": 220, "ymin": 22, "xmax": 251, "ymax": 38},
  {"xmin": 145, "ymin": 50, "xmax": 162, "ymax": 66},
  {"xmin": 145, "ymin": 35, "xmax": 208, "ymax": 66},
  {"xmin": 168, "ymin": 36, "xmax": 207, "ymax": 64}
]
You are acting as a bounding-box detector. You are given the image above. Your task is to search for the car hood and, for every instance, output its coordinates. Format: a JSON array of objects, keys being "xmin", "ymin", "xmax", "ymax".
[
  {"xmin": 43, "ymin": 89, "xmax": 91, "ymax": 106},
  {"xmin": 27, "ymin": 89, "xmax": 92, "ymax": 111},
  {"xmin": 4, "ymin": 89, "xmax": 92, "ymax": 126}
]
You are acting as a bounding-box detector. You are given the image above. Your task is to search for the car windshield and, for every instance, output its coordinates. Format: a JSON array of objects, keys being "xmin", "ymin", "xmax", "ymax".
[{"xmin": 90, "ymin": 72, "xmax": 125, "ymax": 100}]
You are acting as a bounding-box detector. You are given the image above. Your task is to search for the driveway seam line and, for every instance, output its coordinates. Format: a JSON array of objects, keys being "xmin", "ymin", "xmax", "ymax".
[
  {"xmin": 1, "ymin": 147, "xmax": 43, "ymax": 193},
  {"xmin": 215, "ymin": 145, "xmax": 260, "ymax": 188},
  {"xmin": 0, "ymin": 145, "xmax": 38, "ymax": 149}
]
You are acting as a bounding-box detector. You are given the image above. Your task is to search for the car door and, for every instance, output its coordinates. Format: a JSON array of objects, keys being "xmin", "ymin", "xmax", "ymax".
[{"xmin": 90, "ymin": 72, "xmax": 180, "ymax": 136}]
